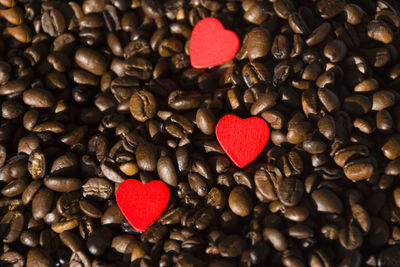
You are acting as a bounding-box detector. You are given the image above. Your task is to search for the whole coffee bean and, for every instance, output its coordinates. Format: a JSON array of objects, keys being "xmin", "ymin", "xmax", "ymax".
[
  {"xmin": 20, "ymin": 229, "xmax": 39, "ymax": 248},
  {"xmin": 339, "ymin": 224, "xmax": 363, "ymax": 250},
  {"xmin": 311, "ymin": 188, "xmax": 343, "ymax": 214},
  {"xmin": 306, "ymin": 22, "xmax": 331, "ymax": 46},
  {"xmin": 324, "ymin": 39, "xmax": 347, "ymax": 62},
  {"xmin": 157, "ymin": 155, "xmax": 177, "ymax": 186},
  {"xmin": 368, "ymin": 20, "xmax": 393, "ymax": 44},
  {"xmin": 229, "ymin": 186, "xmax": 253, "ymax": 217},
  {"xmin": 284, "ymin": 206, "xmax": 309, "ymax": 222},
  {"xmin": 22, "ymin": 180, "xmax": 42, "ymax": 205},
  {"xmin": 382, "ymin": 134, "xmax": 400, "ymax": 160},
  {"xmin": 1, "ymin": 211, "xmax": 24, "ymax": 243},
  {"xmin": 254, "ymin": 167, "xmax": 278, "ymax": 201},
  {"xmin": 75, "ymin": 48, "xmax": 108, "ymax": 76},
  {"xmin": 344, "ymin": 157, "xmax": 375, "ymax": 181},
  {"xmin": 263, "ymin": 228, "xmax": 287, "ymax": 251},
  {"xmin": 102, "ymin": 203, "xmax": 124, "ymax": 225},
  {"xmin": 242, "ymin": 27, "xmax": 271, "ymax": 61},
  {"xmin": 136, "ymin": 143, "xmax": 157, "ymax": 171},
  {"xmin": 44, "ymin": 176, "xmax": 82, "ymax": 192},
  {"xmin": 277, "ymin": 178, "xmax": 304, "ymax": 207},
  {"xmin": 1, "ymin": 177, "xmax": 27, "ymax": 197},
  {"xmin": 41, "ymin": 9, "xmax": 66, "ymax": 37},
  {"xmin": 372, "ymin": 90, "xmax": 396, "ymax": 111},
  {"xmin": 32, "ymin": 188, "xmax": 54, "ymax": 220},
  {"xmin": 196, "ymin": 108, "xmax": 215, "ymax": 135},
  {"xmin": 123, "ymin": 56, "xmax": 152, "ymax": 80},
  {"xmin": 129, "ymin": 90, "xmax": 156, "ymax": 122},
  {"xmin": 22, "ymin": 88, "xmax": 54, "ymax": 108}
]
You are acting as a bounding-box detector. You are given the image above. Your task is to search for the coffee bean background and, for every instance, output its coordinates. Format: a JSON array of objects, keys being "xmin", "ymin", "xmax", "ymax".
[{"xmin": 1, "ymin": 0, "xmax": 400, "ymax": 266}]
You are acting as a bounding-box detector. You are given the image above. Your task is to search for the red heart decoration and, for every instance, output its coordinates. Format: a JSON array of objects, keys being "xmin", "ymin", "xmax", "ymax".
[
  {"xmin": 190, "ymin": 17, "xmax": 240, "ymax": 69},
  {"xmin": 216, "ymin": 115, "xmax": 270, "ymax": 168},
  {"xmin": 116, "ymin": 179, "xmax": 170, "ymax": 232}
]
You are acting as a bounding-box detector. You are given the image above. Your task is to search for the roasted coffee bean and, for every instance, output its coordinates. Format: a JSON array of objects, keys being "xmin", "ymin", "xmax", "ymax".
[
  {"xmin": 41, "ymin": 9, "xmax": 66, "ymax": 37},
  {"xmin": 277, "ymin": 178, "xmax": 304, "ymax": 207},
  {"xmin": 0, "ymin": 0, "xmax": 399, "ymax": 265},
  {"xmin": 311, "ymin": 188, "xmax": 343, "ymax": 214},
  {"xmin": 240, "ymin": 27, "xmax": 271, "ymax": 61},
  {"xmin": 75, "ymin": 48, "xmax": 108, "ymax": 76},
  {"xmin": 129, "ymin": 90, "xmax": 156, "ymax": 122},
  {"xmin": 339, "ymin": 224, "xmax": 363, "ymax": 250},
  {"xmin": 368, "ymin": 20, "xmax": 393, "ymax": 44},
  {"xmin": 1, "ymin": 211, "xmax": 24, "ymax": 243},
  {"xmin": 44, "ymin": 176, "xmax": 82, "ymax": 192},
  {"xmin": 32, "ymin": 188, "xmax": 54, "ymax": 221},
  {"xmin": 229, "ymin": 186, "xmax": 253, "ymax": 217},
  {"xmin": 324, "ymin": 39, "xmax": 348, "ymax": 62}
]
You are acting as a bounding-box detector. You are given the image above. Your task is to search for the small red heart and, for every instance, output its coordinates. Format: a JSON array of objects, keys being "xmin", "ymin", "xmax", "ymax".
[
  {"xmin": 190, "ymin": 17, "xmax": 240, "ymax": 69},
  {"xmin": 116, "ymin": 179, "xmax": 170, "ymax": 232},
  {"xmin": 216, "ymin": 115, "xmax": 270, "ymax": 168}
]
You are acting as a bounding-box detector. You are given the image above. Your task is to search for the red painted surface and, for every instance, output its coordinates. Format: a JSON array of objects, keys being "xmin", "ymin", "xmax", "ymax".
[
  {"xmin": 216, "ymin": 115, "xmax": 270, "ymax": 168},
  {"xmin": 116, "ymin": 179, "xmax": 170, "ymax": 232},
  {"xmin": 190, "ymin": 17, "xmax": 240, "ymax": 69}
]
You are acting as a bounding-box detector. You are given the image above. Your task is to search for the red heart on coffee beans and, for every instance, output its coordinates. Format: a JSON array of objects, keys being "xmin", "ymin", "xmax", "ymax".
[
  {"xmin": 216, "ymin": 115, "xmax": 270, "ymax": 168},
  {"xmin": 116, "ymin": 179, "xmax": 170, "ymax": 232},
  {"xmin": 190, "ymin": 17, "xmax": 240, "ymax": 69}
]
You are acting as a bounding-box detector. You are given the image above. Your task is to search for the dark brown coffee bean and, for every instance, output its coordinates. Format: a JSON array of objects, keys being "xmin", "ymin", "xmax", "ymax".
[
  {"xmin": 344, "ymin": 157, "xmax": 375, "ymax": 181},
  {"xmin": 43, "ymin": 176, "xmax": 82, "ymax": 192},
  {"xmin": 41, "ymin": 9, "xmax": 66, "ymax": 37},
  {"xmin": 311, "ymin": 188, "xmax": 343, "ymax": 214},
  {"xmin": 306, "ymin": 22, "xmax": 332, "ymax": 46},
  {"xmin": 229, "ymin": 186, "xmax": 253, "ymax": 217},
  {"xmin": 129, "ymin": 90, "xmax": 156, "ymax": 122},
  {"xmin": 75, "ymin": 48, "xmax": 108, "ymax": 76},
  {"xmin": 368, "ymin": 20, "xmax": 393, "ymax": 44},
  {"xmin": 196, "ymin": 108, "xmax": 215, "ymax": 135},
  {"xmin": 324, "ymin": 39, "xmax": 348, "ymax": 62},
  {"xmin": 32, "ymin": 188, "xmax": 54, "ymax": 220},
  {"xmin": 241, "ymin": 27, "xmax": 271, "ymax": 61},
  {"xmin": 339, "ymin": 224, "xmax": 363, "ymax": 250},
  {"xmin": 1, "ymin": 211, "xmax": 24, "ymax": 243},
  {"xmin": 263, "ymin": 228, "xmax": 287, "ymax": 252},
  {"xmin": 157, "ymin": 155, "xmax": 177, "ymax": 187},
  {"xmin": 277, "ymin": 178, "xmax": 304, "ymax": 207}
]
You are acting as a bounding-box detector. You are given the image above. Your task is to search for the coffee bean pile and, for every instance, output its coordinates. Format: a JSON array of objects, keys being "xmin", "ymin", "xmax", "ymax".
[{"xmin": 1, "ymin": 0, "xmax": 400, "ymax": 266}]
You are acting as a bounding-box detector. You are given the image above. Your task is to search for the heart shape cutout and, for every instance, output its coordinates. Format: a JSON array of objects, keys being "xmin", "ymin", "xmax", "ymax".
[
  {"xmin": 216, "ymin": 115, "xmax": 270, "ymax": 168},
  {"xmin": 190, "ymin": 17, "xmax": 240, "ymax": 69},
  {"xmin": 116, "ymin": 179, "xmax": 170, "ymax": 232}
]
